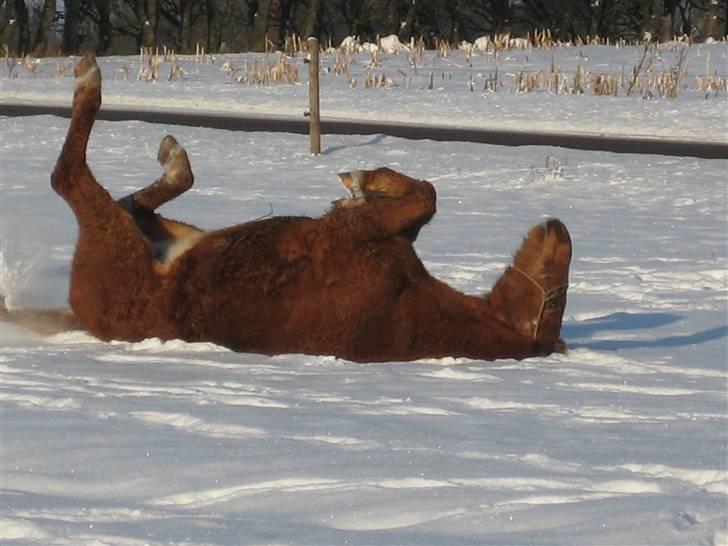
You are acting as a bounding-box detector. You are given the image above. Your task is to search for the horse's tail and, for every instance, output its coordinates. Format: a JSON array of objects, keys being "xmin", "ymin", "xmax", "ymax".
[{"xmin": 1, "ymin": 295, "xmax": 85, "ymax": 336}]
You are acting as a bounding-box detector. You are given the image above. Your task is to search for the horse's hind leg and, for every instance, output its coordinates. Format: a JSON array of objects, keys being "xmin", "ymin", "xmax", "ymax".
[
  {"xmin": 51, "ymin": 54, "xmax": 163, "ymax": 341},
  {"xmin": 486, "ymin": 219, "xmax": 572, "ymax": 354}
]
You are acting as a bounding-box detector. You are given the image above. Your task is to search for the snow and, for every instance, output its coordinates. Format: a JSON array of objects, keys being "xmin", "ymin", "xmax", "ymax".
[
  {"xmin": 1, "ymin": 42, "xmax": 727, "ymax": 142},
  {"xmin": 1, "ymin": 44, "xmax": 727, "ymax": 545}
]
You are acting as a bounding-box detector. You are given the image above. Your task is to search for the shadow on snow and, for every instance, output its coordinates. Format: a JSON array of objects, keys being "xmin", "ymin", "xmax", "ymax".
[{"xmin": 563, "ymin": 312, "xmax": 727, "ymax": 352}]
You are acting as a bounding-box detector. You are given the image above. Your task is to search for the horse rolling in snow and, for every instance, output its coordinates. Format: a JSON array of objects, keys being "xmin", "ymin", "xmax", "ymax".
[{"xmin": 0, "ymin": 54, "xmax": 572, "ymax": 363}]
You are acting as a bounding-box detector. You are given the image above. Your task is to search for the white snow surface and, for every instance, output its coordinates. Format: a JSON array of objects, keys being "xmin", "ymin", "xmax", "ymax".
[
  {"xmin": 1, "ymin": 45, "xmax": 728, "ymax": 545},
  {"xmin": 1, "ymin": 42, "xmax": 727, "ymax": 142}
]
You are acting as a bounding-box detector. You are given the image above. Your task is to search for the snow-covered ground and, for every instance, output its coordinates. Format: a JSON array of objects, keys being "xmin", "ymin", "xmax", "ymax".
[
  {"xmin": 1, "ymin": 42, "xmax": 727, "ymax": 142},
  {"xmin": 1, "ymin": 45, "xmax": 727, "ymax": 545}
]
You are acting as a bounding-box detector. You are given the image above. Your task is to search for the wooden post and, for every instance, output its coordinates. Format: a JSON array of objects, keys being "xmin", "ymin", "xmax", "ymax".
[{"xmin": 307, "ymin": 37, "xmax": 321, "ymax": 155}]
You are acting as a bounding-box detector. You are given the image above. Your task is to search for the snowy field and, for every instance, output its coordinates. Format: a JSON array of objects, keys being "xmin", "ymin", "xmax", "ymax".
[
  {"xmin": 1, "ymin": 42, "xmax": 727, "ymax": 142},
  {"xmin": 1, "ymin": 44, "xmax": 728, "ymax": 546}
]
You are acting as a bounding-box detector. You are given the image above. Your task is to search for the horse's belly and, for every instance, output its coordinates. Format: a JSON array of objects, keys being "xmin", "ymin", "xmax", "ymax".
[{"xmin": 163, "ymin": 220, "xmax": 419, "ymax": 354}]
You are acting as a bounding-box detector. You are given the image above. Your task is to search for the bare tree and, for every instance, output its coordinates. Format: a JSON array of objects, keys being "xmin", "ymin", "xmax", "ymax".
[
  {"xmin": 33, "ymin": 0, "xmax": 57, "ymax": 54},
  {"xmin": 700, "ymin": 0, "xmax": 724, "ymax": 39},
  {"xmin": 205, "ymin": 0, "xmax": 220, "ymax": 50},
  {"xmin": 135, "ymin": 0, "xmax": 160, "ymax": 47},
  {"xmin": 247, "ymin": 0, "xmax": 293, "ymax": 50},
  {"xmin": 33, "ymin": 0, "xmax": 719, "ymax": 57},
  {"xmin": 385, "ymin": 0, "xmax": 399, "ymax": 34},
  {"xmin": 400, "ymin": 0, "xmax": 418, "ymax": 39},
  {"xmin": 179, "ymin": 0, "xmax": 193, "ymax": 50},
  {"xmin": 2, "ymin": 0, "xmax": 31, "ymax": 54},
  {"xmin": 0, "ymin": 2, "xmax": 12, "ymax": 49},
  {"xmin": 94, "ymin": 0, "xmax": 113, "ymax": 53},
  {"xmin": 588, "ymin": 0, "xmax": 609, "ymax": 37},
  {"xmin": 63, "ymin": 0, "xmax": 81, "ymax": 53},
  {"xmin": 251, "ymin": 0, "xmax": 272, "ymax": 49}
]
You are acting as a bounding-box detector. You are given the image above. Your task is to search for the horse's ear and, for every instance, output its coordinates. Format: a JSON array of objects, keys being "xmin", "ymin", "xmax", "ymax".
[
  {"xmin": 338, "ymin": 172, "xmax": 353, "ymax": 188},
  {"xmin": 338, "ymin": 171, "xmax": 366, "ymax": 199}
]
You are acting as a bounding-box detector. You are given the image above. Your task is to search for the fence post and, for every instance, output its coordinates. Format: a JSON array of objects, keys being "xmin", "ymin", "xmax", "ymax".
[{"xmin": 307, "ymin": 37, "xmax": 321, "ymax": 155}]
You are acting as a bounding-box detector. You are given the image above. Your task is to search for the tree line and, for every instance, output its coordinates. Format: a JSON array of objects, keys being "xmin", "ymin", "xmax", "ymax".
[{"xmin": 1, "ymin": 0, "xmax": 725, "ymax": 56}]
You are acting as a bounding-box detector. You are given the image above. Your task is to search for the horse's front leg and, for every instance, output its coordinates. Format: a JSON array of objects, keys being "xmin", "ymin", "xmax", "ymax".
[
  {"xmin": 117, "ymin": 134, "xmax": 194, "ymax": 214},
  {"xmin": 117, "ymin": 135, "xmax": 203, "ymax": 249}
]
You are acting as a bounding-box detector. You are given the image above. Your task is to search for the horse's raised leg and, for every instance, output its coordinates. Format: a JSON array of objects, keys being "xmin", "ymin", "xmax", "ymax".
[
  {"xmin": 334, "ymin": 167, "xmax": 436, "ymax": 241},
  {"xmin": 117, "ymin": 135, "xmax": 203, "ymax": 249},
  {"xmin": 2, "ymin": 81, "xmax": 198, "ymax": 337},
  {"xmin": 51, "ymin": 54, "xmax": 166, "ymax": 341},
  {"xmin": 486, "ymin": 219, "xmax": 572, "ymax": 353},
  {"xmin": 117, "ymin": 134, "xmax": 194, "ymax": 214}
]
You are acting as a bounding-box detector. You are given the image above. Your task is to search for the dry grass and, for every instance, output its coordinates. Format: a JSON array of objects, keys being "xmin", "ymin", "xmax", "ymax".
[
  {"xmin": 315, "ymin": 32, "xmax": 723, "ymax": 99},
  {"xmin": 2, "ymin": 47, "xmax": 41, "ymax": 78},
  {"xmin": 225, "ymin": 54, "xmax": 299, "ymax": 85},
  {"xmin": 505, "ymin": 43, "xmax": 701, "ymax": 99},
  {"xmin": 2, "ymin": 34, "xmax": 724, "ymax": 100},
  {"xmin": 530, "ymin": 156, "xmax": 566, "ymax": 183},
  {"xmin": 138, "ymin": 48, "xmax": 161, "ymax": 81}
]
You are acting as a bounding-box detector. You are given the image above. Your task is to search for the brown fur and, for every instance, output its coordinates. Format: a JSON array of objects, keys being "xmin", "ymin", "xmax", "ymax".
[{"xmin": 1, "ymin": 55, "xmax": 572, "ymax": 363}]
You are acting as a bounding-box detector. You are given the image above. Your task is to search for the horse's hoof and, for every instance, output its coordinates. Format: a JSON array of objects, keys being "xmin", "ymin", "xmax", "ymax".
[
  {"xmin": 158, "ymin": 135, "xmax": 192, "ymax": 185},
  {"xmin": 73, "ymin": 53, "xmax": 101, "ymax": 110},
  {"xmin": 553, "ymin": 337, "xmax": 568, "ymax": 354}
]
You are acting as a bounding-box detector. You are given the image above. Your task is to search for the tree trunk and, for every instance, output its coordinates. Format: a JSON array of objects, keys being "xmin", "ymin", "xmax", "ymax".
[
  {"xmin": 494, "ymin": 0, "xmax": 513, "ymax": 33},
  {"xmin": 386, "ymin": 0, "xmax": 399, "ymax": 35},
  {"xmin": 205, "ymin": 0, "xmax": 221, "ymax": 51},
  {"xmin": 445, "ymin": 0, "xmax": 461, "ymax": 43},
  {"xmin": 589, "ymin": 0, "xmax": 606, "ymax": 38},
  {"xmin": 180, "ymin": 0, "xmax": 193, "ymax": 51},
  {"xmin": 639, "ymin": 0, "xmax": 653, "ymax": 37},
  {"xmin": 703, "ymin": 0, "xmax": 720, "ymax": 40},
  {"xmin": 0, "ymin": 4, "xmax": 11, "ymax": 48},
  {"xmin": 95, "ymin": 0, "xmax": 113, "ymax": 54},
  {"xmin": 16, "ymin": 0, "xmax": 30, "ymax": 53},
  {"xmin": 303, "ymin": 0, "xmax": 320, "ymax": 38},
  {"xmin": 269, "ymin": 0, "xmax": 285, "ymax": 46},
  {"xmin": 33, "ymin": 0, "xmax": 57, "ymax": 54},
  {"xmin": 401, "ymin": 0, "xmax": 417, "ymax": 40},
  {"xmin": 249, "ymin": 0, "xmax": 285, "ymax": 49},
  {"xmin": 135, "ymin": 0, "xmax": 159, "ymax": 48},
  {"xmin": 252, "ymin": 0, "xmax": 272, "ymax": 50},
  {"xmin": 676, "ymin": 0, "xmax": 691, "ymax": 36},
  {"xmin": 1, "ymin": 1, "xmax": 19, "ymax": 53},
  {"xmin": 659, "ymin": 0, "xmax": 676, "ymax": 40},
  {"xmin": 558, "ymin": 0, "xmax": 576, "ymax": 40},
  {"xmin": 63, "ymin": 0, "xmax": 80, "ymax": 53}
]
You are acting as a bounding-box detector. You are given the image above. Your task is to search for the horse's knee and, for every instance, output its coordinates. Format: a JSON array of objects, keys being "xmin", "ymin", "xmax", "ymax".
[
  {"xmin": 50, "ymin": 158, "xmax": 72, "ymax": 196},
  {"xmin": 51, "ymin": 157, "xmax": 91, "ymax": 198}
]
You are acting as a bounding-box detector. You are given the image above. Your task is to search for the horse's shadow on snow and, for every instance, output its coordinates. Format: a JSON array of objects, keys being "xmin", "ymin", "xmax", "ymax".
[
  {"xmin": 562, "ymin": 312, "xmax": 727, "ymax": 351},
  {"xmin": 323, "ymin": 134, "xmax": 387, "ymax": 155}
]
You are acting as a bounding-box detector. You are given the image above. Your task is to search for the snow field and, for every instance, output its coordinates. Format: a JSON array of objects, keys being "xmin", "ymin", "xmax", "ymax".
[
  {"xmin": 1, "ymin": 112, "xmax": 726, "ymax": 544},
  {"xmin": 2, "ymin": 42, "xmax": 727, "ymax": 143},
  {"xmin": 2, "ymin": 39, "xmax": 728, "ymax": 543}
]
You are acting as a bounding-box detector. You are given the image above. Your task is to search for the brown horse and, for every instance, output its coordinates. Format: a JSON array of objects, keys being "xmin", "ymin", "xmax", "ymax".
[{"xmin": 0, "ymin": 54, "xmax": 572, "ymax": 363}]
